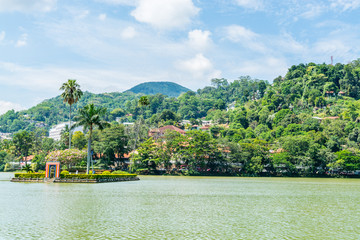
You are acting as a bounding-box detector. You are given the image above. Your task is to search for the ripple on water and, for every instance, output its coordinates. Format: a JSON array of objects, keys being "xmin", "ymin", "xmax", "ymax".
[{"xmin": 1, "ymin": 175, "xmax": 360, "ymax": 239}]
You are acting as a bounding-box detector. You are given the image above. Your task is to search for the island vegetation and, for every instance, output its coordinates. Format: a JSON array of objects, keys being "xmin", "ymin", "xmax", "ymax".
[{"xmin": 1, "ymin": 59, "xmax": 360, "ymax": 177}]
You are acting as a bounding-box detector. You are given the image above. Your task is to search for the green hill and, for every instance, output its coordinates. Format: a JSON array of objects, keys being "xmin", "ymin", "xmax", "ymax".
[{"xmin": 125, "ymin": 82, "xmax": 191, "ymax": 97}]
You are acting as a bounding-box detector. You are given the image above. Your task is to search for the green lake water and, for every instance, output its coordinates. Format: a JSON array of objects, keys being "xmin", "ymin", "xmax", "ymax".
[{"xmin": 1, "ymin": 173, "xmax": 360, "ymax": 239}]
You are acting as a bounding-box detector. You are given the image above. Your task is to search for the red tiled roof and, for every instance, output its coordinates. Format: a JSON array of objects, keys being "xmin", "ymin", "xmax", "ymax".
[
  {"xmin": 150, "ymin": 125, "xmax": 186, "ymax": 135},
  {"xmin": 22, "ymin": 155, "xmax": 34, "ymax": 161},
  {"xmin": 159, "ymin": 125, "xmax": 185, "ymax": 133}
]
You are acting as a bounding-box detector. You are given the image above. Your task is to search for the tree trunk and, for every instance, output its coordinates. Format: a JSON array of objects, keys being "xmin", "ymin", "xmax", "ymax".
[
  {"xmin": 131, "ymin": 121, "xmax": 140, "ymax": 171},
  {"xmin": 69, "ymin": 104, "xmax": 72, "ymax": 149},
  {"xmin": 87, "ymin": 130, "xmax": 92, "ymax": 174}
]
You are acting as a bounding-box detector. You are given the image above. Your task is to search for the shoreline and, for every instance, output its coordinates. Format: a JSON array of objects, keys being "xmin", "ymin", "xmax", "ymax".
[{"xmin": 11, "ymin": 176, "xmax": 140, "ymax": 183}]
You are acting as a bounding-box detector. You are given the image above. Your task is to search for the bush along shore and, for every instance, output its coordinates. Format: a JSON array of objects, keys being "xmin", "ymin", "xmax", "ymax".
[{"xmin": 11, "ymin": 172, "xmax": 139, "ymax": 183}]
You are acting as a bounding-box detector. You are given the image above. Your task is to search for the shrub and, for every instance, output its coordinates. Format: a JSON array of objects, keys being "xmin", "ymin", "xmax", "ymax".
[
  {"xmin": 61, "ymin": 170, "xmax": 69, "ymax": 175},
  {"xmin": 135, "ymin": 168, "xmax": 149, "ymax": 175},
  {"xmin": 111, "ymin": 170, "xmax": 129, "ymax": 174},
  {"xmin": 14, "ymin": 173, "xmax": 45, "ymax": 178},
  {"xmin": 102, "ymin": 171, "xmax": 111, "ymax": 175},
  {"xmin": 61, "ymin": 173, "xmax": 137, "ymax": 179}
]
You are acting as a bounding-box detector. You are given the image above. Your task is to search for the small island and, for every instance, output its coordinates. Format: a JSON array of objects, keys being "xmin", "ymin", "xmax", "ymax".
[{"xmin": 11, "ymin": 161, "xmax": 139, "ymax": 183}]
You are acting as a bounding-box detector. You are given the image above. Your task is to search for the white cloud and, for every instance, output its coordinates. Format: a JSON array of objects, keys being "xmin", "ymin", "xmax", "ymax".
[
  {"xmin": 0, "ymin": 0, "xmax": 57, "ymax": 12},
  {"xmin": 0, "ymin": 31, "xmax": 5, "ymax": 41},
  {"xmin": 99, "ymin": 13, "xmax": 107, "ymax": 21},
  {"xmin": 187, "ymin": 29, "xmax": 212, "ymax": 51},
  {"xmin": 274, "ymin": 33, "xmax": 306, "ymax": 54},
  {"xmin": 121, "ymin": 26, "xmax": 137, "ymax": 39},
  {"xmin": 225, "ymin": 25, "xmax": 257, "ymax": 41},
  {"xmin": 95, "ymin": 0, "xmax": 138, "ymax": 6},
  {"xmin": 131, "ymin": 0, "xmax": 200, "ymax": 29},
  {"xmin": 16, "ymin": 33, "xmax": 27, "ymax": 47},
  {"xmin": 300, "ymin": 4, "xmax": 325, "ymax": 19},
  {"xmin": 312, "ymin": 38, "xmax": 358, "ymax": 61},
  {"xmin": 77, "ymin": 10, "xmax": 90, "ymax": 19},
  {"xmin": 176, "ymin": 53, "xmax": 221, "ymax": 80},
  {"xmin": 330, "ymin": 0, "xmax": 360, "ymax": 11},
  {"xmin": 234, "ymin": 0, "xmax": 264, "ymax": 10},
  {"xmin": 0, "ymin": 101, "xmax": 24, "ymax": 115},
  {"xmin": 178, "ymin": 54, "xmax": 212, "ymax": 73},
  {"xmin": 0, "ymin": 61, "xmax": 193, "ymax": 108},
  {"xmin": 224, "ymin": 25, "xmax": 267, "ymax": 52},
  {"xmin": 233, "ymin": 57, "xmax": 288, "ymax": 80}
]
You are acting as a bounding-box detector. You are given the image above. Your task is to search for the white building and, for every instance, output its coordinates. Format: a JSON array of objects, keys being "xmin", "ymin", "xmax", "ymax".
[
  {"xmin": 49, "ymin": 122, "xmax": 83, "ymax": 141},
  {"xmin": 0, "ymin": 132, "xmax": 12, "ymax": 140}
]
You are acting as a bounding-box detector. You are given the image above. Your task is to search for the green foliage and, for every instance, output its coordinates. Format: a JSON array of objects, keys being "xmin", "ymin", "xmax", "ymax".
[
  {"xmin": 22, "ymin": 164, "xmax": 33, "ymax": 173},
  {"xmin": 13, "ymin": 130, "xmax": 34, "ymax": 159},
  {"xmin": 72, "ymin": 131, "xmax": 86, "ymax": 149},
  {"xmin": 4, "ymin": 60, "xmax": 360, "ymax": 176},
  {"xmin": 102, "ymin": 171, "xmax": 111, "ymax": 174},
  {"xmin": 111, "ymin": 170, "xmax": 129, "ymax": 174},
  {"xmin": 126, "ymin": 82, "xmax": 190, "ymax": 97},
  {"xmin": 61, "ymin": 173, "xmax": 136, "ymax": 179},
  {"xmin": 93, "ymin": 124, "xmax": 128, "ymax": 166},
  {"xmin": 334, "ymin": 150, "xmax": 360, "ymax": 171},
  {"xmin": 73, "ymin": 103, "xmax": 110, "ymax": 174},
  {"xmin": 14, "ymin": 173, "xmax": 45, "ymax": 178}
]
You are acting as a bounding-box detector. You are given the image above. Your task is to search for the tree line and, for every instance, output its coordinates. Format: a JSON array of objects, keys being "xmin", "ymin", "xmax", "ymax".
[{"xmin": 1, "ymin": 59, "xmax": 360, "ymax": 176}]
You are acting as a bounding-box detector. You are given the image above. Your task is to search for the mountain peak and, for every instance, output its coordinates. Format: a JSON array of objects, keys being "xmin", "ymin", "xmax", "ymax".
[{"xmin": 125, "ymin": 81, "xmax": 191, "ymax": 97}]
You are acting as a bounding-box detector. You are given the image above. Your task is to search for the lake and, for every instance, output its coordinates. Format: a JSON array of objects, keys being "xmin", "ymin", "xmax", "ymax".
[{"xmin": 1, "ymin": 173, "xmax": 360, "ymax": 239}]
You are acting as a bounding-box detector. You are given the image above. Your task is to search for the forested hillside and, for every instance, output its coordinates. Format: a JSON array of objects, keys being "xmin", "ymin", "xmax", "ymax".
[
  {"xmin": 126, "ymin": 81, "xmax": 191, "ymax": 97},
  {"xmin": 2, "ymin": 59, "xmax": 360, "ymax": 175},
  {"xmin": 0, "ymin": 77, "xmax": 268, "ymax": 133}
]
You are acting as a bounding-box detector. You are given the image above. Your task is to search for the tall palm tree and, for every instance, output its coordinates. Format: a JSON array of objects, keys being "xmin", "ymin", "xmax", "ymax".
[
  {"xmin": 130, "ymin": 96, "xmax": 150, "ymax": 170},
  {"xmin": 60, "ymin": 79, "xmax": 83, "ymax": 149},
  {"xmin": 73, "ymin": 104, "xmax": 110, "ymax": 174}
]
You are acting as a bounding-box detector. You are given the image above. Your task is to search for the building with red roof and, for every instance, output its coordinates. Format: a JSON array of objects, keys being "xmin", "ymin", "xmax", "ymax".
[{"xmin": 149, "ymin": 125, "xmax": 186, "ymax": 139}]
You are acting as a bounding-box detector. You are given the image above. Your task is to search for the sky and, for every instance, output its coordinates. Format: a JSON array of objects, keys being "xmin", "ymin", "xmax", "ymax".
[{"xmin": 0, "ymin": 0, "xmax": 360, "ymax": 114}]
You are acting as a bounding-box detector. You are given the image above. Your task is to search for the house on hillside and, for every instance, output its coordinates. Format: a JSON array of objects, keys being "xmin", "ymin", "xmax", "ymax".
[
  {"xmin": 227, "ymin": 102, "xmax": 236, "ymax": 111},
  {"xmin": 180, "ymin": 120, "xmax": 191, "ymax": 126},
  {"xmin": 338, "ymin": 91, "xmax": 346, "ymax": 96},
  {"xmin": 325, "ymin": 91, "xmax": 335, "ymax": 97},
  {"xmin": 149, "ymin": 125, "xmax": 186, "ymax": 139},
  {"xmin": 201, "ymin": 120, "xmax": 212, "ymax": 126},
  {"xmin": 200, "ymin": 125, "xmax": 211, "ymax": 131},
  {"xmin": 0, "ymin": 132, "xmax": 12, "ymax": 140},
  {"xmin": 323, "ymin": 116, "xmax": 340, "ymax": 120},
  {"xmin": 311, "ymin": 116, "xmax": 340, "ymax": 122}
]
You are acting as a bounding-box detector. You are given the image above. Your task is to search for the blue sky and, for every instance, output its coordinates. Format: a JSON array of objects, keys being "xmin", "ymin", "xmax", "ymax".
[{"xmin": 0, "ymin": 0, "xmax": 360, "ymax": 114}]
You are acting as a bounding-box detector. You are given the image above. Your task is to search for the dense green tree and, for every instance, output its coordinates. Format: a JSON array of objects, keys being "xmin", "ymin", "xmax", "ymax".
[
  {"xmin": 72, "ymin": 131, "xmax": 86, "ymax": 149},
  {"xmin": 94, "ymin": 124, "xmax": 128, "ymax": 167},
  {"xmin": 13, "ymin": 130, "xmax": 34, "ymax": 166}
]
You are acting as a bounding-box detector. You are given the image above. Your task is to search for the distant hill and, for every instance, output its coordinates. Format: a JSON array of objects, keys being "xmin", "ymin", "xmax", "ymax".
[{"xmin": 125, "ymin": 82, "xmax": 191, "ymax": 97}]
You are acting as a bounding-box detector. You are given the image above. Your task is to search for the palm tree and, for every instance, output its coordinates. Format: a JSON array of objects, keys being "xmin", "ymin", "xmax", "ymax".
[
  {"xmin": 130, "ymin": 96, "xmax": 150, "ymax": 170},
  {"xmin": 60, "ymin": 79, "xmax": 83, "ymax": 149},
  {"xmin": 139, "ymin": 96, "xmax": 150, "ymax": 109},
  {"xmin": 73, "ymin": 104, "xmax": 110, "ymax": 174},
  {"xmin": 22, "ymin": 164, "xmax": 33, "ymax": 173}
]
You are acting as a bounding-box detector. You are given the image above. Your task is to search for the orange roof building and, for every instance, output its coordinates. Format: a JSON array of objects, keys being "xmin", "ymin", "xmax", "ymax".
[{"xmin": 149, "ymin": 125, "xmax": 186, "ymax": 139}]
